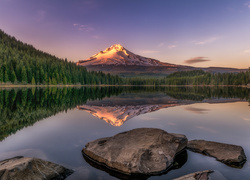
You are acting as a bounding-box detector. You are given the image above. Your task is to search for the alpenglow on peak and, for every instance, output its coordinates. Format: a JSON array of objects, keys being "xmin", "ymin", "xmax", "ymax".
[
  {"xmin": 102, "ymin": 44, "xmax": 128, "ymax": 55},
  {"xmin": 77, "ymin": 44, "xmax": 164, "ymax": 66}
]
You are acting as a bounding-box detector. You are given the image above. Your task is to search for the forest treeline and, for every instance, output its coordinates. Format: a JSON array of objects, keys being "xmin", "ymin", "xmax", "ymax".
[
  {"xmin": 0, "ymin": 29, "xmax": 249, "ymax": 86},
  {"xmin": 0, "ymin": 29, "xmax": 122, "ymax": 85},
  {"xmin": 126, "ymin": 70, "xmax": 250, "ymax": 86}
]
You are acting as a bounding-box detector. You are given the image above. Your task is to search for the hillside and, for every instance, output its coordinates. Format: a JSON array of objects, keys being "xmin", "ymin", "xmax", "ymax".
[
  {"xmin": 77, "ymin": 44, "xmax": 247, "ymax": 77},
  {"xmin": 0, "ymin": 30, "xmax": 121, "ymax": 85}
]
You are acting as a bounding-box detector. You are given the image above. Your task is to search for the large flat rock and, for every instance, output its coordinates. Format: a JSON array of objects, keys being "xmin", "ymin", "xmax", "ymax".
[
  {"xmin": 82, "ymin": 128, "xmax": 187, "ymax": 175},
  {"xmin": 187, "ymin": 140, "xmax": 246, "ymax": 168},
  {"xmin": 0, "ymin": 156, "xmax": 73, "ymax": 180}
]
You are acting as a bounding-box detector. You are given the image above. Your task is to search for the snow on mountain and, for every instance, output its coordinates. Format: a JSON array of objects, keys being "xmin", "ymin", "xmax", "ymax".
[
  {"xmin": 77, "ymin": 44, "xmax": 173, "ymax": 67},
  {"xmin": 76, "ymin": 44, "xmax": 246, "ymax": 77}
]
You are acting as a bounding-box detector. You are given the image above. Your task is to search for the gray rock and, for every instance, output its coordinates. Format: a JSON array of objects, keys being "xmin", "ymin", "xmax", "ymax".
[
  {"xmin": 187, "ymin": 140, "xmax": 246, "ymax": 168},
  {"xmin": 173, "ymin": 170, "xmax": 213, "ymax": 180},
  {"xmin": 0, "ymin": 156, "xmax": 73, "ymax": 180},
  {"xmin": 82, "ymin": 128, "xmax": 187, "ymax": 175}
]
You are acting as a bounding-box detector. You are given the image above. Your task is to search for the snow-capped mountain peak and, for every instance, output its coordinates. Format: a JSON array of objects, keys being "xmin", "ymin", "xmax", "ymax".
[{"xmin": 77, "ymin": 44, "xmax": 166, "ymax": 66}]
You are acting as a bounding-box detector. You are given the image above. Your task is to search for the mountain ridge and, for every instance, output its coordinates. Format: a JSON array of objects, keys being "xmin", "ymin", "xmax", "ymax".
[{"xmin": 77, "ymin": 44, "xmax": 247, "ymax": 77}]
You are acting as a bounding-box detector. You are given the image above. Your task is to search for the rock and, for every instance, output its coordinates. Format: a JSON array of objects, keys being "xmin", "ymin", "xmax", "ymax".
[
  {"xmin": 82, "ymin": 150, "xmax": 188, "ymax": 180},
  {"xmin": 187, "ymin": 140, "xmax": 246, "ymax": 168},
  {"xmin": 173, "ymin": 170, "xmax": 213, "ymax": 180},
  {"xmin": 82, "ymin": 128, "xmax": 187, "ymax": 175},
  {"xmin": 0, "ymin": 156, "xmax": 73, "ymax": 180}
]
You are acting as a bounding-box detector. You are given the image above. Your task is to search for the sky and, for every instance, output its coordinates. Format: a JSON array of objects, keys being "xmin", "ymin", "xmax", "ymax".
[{"xmin": 0, "ymin": 0, "xmax": 250, "ymax": 68}]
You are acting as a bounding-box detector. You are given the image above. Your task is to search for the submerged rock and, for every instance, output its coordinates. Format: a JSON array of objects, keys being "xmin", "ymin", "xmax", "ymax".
[
  {"xmin": 173, "ymin": 170, "xmax": 213, "ymax": 180},
  {"xmin": 187, "ymin": 140, "xmax": 246, "ymax": 168},
  {"xmin": 82, "ymin": 128, "xmax": 187, "ymax": 175},
  {"xmin": 0, "ymin": 156, "xmax": 73, "ymax": 180}
]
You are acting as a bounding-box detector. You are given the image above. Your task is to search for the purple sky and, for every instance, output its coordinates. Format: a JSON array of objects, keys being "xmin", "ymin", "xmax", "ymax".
[{"xmin": 0, "ymin": 0, "xmax": 250, "ymax": 68}]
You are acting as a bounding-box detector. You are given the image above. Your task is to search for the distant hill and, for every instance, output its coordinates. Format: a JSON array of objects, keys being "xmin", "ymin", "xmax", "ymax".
[
  {"xmin": 77, "ymin": 44, "xmax": 247, "ymax": 77},
  {"xmin": 0, "ymin": 29, "xmax": 121, "ymax": 85}
]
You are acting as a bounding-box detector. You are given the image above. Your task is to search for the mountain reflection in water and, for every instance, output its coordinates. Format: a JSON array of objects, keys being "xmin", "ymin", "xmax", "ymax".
[
  {"xmin": 0, "ymin": 86, "xmax": 249, "ymax": 140},
  {"xmin": 77, "ymin": 86, "xmax": 249, "ymax": 126}
]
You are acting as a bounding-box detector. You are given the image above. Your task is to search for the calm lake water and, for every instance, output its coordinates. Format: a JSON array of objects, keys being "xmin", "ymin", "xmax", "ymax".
[{"xmin": 0, "ymin": 86, "xmax": 249, "ymax": 180}]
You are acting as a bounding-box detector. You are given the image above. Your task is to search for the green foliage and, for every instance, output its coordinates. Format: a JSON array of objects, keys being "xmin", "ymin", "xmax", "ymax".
[
  {"xmin": 63, "ymin": 76, "xmax": 67, "ymax": 85},
  {"xmin": 0, "ymin": 29, "xmax": 122, "ymax": 85},
  {"xmin": 21, "ymin": 66, "xmax": 27, "ymax": 83},
  {"xmin": 31, "ymin": 76, "xmax": 36, "ymax": 85},
  {"xmin": 163, "ymin": 70, "xmax": 250, "ymax": 86},
  {"xmin": 0, "ymin": 70, "xmax": 3, "ymax": 83},
  {"xmin": 124, "ymin": 70, "xmax": 250, "ymax": 86},
  {"xmin": 4, "ymin": 69, "xmax": 9, "ymax": 82},
  {"xmin": 10, "ymin": 70, "xmax": 17, "ymax": 83}
]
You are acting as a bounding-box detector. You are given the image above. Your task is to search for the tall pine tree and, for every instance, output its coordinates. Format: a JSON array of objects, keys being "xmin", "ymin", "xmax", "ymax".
[{"xmin": 21, "ymin": 66, "xmax": 27, "ymax": 83}]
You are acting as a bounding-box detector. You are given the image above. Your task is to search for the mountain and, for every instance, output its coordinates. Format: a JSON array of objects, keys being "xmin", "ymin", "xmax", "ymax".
[
  {"xmin": 77, "ymin": 44, "xmax": 247, "ymax": 77},
  {"xmin": 77, "ymin": 44, "xmax": 174, "ymax": 67}
]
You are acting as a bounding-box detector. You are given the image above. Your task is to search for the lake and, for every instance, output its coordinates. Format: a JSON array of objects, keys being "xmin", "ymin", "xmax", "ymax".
[{"xmin": 0, "ymin": 86, "xmax": 249, "ymax": 179}]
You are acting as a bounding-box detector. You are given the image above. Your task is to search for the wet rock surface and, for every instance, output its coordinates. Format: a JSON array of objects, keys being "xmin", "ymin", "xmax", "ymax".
[
  {"xmin": 173, "ymin": 170, "xmax": 213, "ymax": 180},
  {"xmin": 0, "ymin": 156, "xmax": 73, "ymax": 180},
  {"xmin": 82, "ymin": 128, "xmax": 187, "ymax": 175},
  {"xmin": 187, "ymin": 140, "xmax": 246, "ymax": 168},
  {"xmin": 83, "ymin": 150, "xmax": 188, "ymax": 180}
]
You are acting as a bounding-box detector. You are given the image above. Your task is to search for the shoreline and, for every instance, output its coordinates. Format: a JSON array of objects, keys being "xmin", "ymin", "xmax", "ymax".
[{"xmin": 0, "ymin": 84, "xmax": 249, "ymax": 88}]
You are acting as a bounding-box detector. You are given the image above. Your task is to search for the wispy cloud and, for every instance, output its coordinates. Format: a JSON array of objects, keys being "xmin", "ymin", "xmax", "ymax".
[
  {"xmin": 73, "ymin": 23, "xmax": 94, "ymax": 32},
  {"xmin": 158, "ymin": 42, "xmax": 165, "ymax": 47},
  {"xmin": 184, "ymin": 106, "xmax": 210, "ymax": 114},
  {"xmin": 141, "ymin": 50, "xmax": 160, "ymax": 54},
  {"xmin": 242, "ymin": 49, "xmax": 250, "ymax": 54},
  {"xmin": 158, "ymin": 42, "xmax": 177, "ymax": 49},
  {"xmin": 244, "ymin": 1, "xmax": 250, "ymax": 7},
  {"xmin": 195, "ymin": 37, "xmax": 218, "ymax": 45},
  {"xmin": 184, "ymin": 57, "xmax": 211, "ymax": 64},
  {"xmin": 92, "ymin": 35, "xmax": 100, "ymax": 39},
  {"xmin": 168, "ymin": 45, "xmax": 177, "ymax": 49}
]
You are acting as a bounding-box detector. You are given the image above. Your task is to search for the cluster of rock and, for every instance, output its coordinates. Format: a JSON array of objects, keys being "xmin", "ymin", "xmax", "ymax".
[
  {"xmin": 0, "ymin": 156, "xmax": 73, "ymax": 180},
  {"xmin": 82, "ymin": 128, "xmax": 247, "ymax": 179},
  {"xmin": 0, "ymin": 128, "xmax": 247, "ymax": 179}
]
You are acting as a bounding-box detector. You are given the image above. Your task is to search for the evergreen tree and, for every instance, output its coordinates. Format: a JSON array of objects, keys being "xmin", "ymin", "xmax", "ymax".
[
  {"xmin": 63, "ymin": 76, "xmax": 67, "ymax": 85},
  {"xmin": 10, "ymin": 70, "xmax": 17, "ymax": 83},
  {"xmin": 4, "ymin": 70, "xmax": 9, "ymax": 82},
  {"xmin": 21, "ymin": 66, "xmax": 27, "ymax": 83},
  {"xmin": 31, "ymin": 76, "xmax": 36, "ymax": 85},
  {"xmin": 49, "ymin": 78, "xmax": 52, "ymax": 85},
  {"xmin": 52, "ymin": 77, "xmax": 57, "ymax": 85},
  {"xmin": 0, "ymin": 70, "xmax": 3, "ymax": 83}
]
